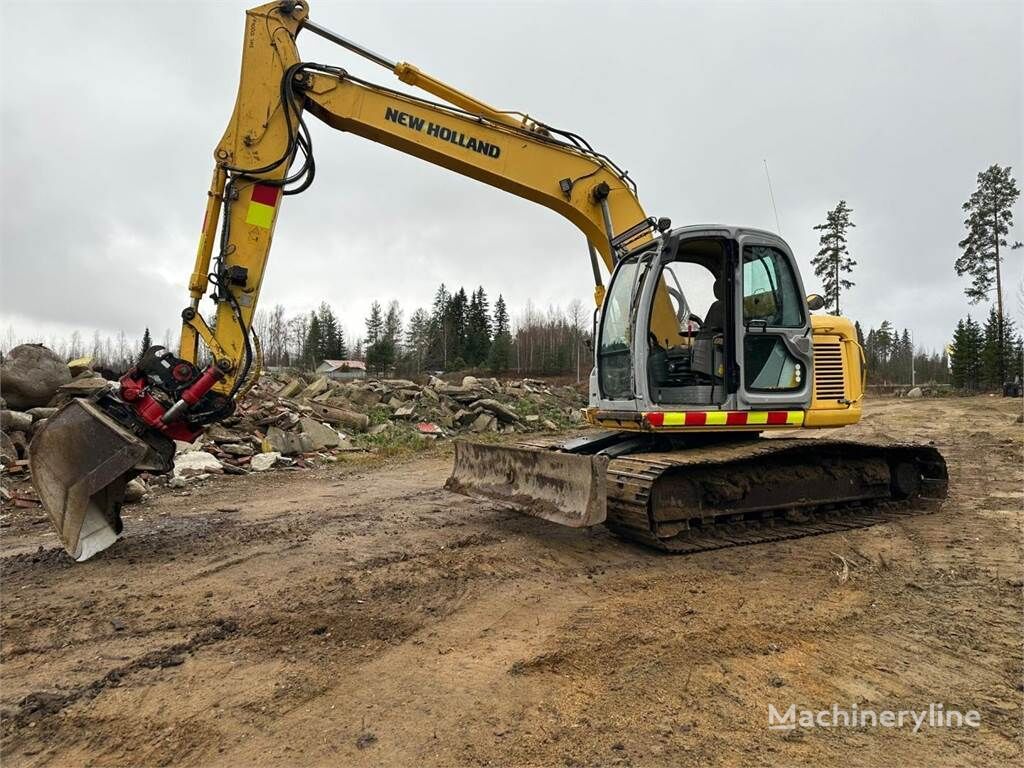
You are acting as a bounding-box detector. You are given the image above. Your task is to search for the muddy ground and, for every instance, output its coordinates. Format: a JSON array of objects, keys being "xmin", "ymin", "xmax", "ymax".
[{"xmin": 1, "ymin": 396, "xmax": 1021, "ymax": 767}]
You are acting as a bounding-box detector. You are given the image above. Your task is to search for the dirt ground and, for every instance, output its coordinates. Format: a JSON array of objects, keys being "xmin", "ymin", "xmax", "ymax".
[{"xmin": 1, "ymin": 396, "xmax": 1021, "ymax": 767}]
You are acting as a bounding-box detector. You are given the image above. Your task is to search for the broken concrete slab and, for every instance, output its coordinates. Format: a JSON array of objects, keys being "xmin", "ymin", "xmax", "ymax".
[
  {"xmin": 298, "ymin": 376, "xmax": 329, "ymax": 400},
  {"xmin": 173, "ymin": 451, "xmax": 223, "ymax": 478},
  {"xmin": 250, "ymin": 452, "xmax": 281, "ymax": 471},
  {"xmin": 276, "ymin": 378, "xmax": 303, "ymax": 399},
  {"xmin": 263, "ymin": 426, "xmax": 314, "ymax": 456},
  {"xmin": 309, "ymin": 402, "xmax": 369, "ymax": 432},
  {"xmin": 472, "ymin": 399, "xmax": 522, "ymax": 423},
  {"xmin": 55, "ymin": 378, "xmax": 110, "ymax": 398},
  {"xmin": 299, "ymin": 417, "xmax": 342, "ymax": 450},
  {"xmin": 26, "ymin": 407, "xmax": 58, "ymax": 421}
]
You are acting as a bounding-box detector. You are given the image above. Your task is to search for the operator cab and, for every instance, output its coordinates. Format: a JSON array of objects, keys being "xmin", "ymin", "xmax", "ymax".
[{"xmin": 595, "ymin": 226, "xmax": 813, "ymax": 413}]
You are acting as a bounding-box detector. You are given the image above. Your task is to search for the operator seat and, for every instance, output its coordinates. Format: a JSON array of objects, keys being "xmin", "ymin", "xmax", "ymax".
[
  {"xmin": 691, "ymin": 277, "xmax": 725, "ymax": 381},
  {"xmin": 703, "ymin": 278, "xmax": 725, "ymax": 331}
]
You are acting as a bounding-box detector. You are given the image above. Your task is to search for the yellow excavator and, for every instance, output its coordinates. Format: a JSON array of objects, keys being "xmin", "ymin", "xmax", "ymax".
[{"xmin": 30, "ymin": 1, "xmax": 947, "ymax": 560}]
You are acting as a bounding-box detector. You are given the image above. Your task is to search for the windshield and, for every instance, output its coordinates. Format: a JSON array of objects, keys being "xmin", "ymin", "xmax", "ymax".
[{"xmin": 598, "ymin": 259, "xmax": 641, "ymax": 399}]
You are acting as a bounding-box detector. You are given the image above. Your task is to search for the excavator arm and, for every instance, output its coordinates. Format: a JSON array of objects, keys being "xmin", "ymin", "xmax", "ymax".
[
  {"xmin": 30, "ymin": 0, "xmax": 679, "ymax": 560},
  {"xmin": 183, "ymin": 0, "xmax": 679, "ymax": 393}
]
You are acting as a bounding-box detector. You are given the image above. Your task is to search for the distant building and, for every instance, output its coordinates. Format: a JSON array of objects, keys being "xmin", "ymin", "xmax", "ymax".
[{"xmin": 316, "ymin": 359, "xmax": 367, "ymax": 380}]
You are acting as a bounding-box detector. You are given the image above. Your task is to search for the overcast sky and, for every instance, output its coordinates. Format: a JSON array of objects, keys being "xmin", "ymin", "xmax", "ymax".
[{"xmin": 2, "ymin": 0, "xmax": 1021, "ymax": 354}]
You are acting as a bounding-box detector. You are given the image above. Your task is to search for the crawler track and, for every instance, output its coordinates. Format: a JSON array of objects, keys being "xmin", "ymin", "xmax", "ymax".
[{"xmin": 602, "ymin": 439, "xmax": 949, "ymax": 552}]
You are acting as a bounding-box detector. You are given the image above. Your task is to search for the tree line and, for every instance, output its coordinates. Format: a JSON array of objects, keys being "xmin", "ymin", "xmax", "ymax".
[
  {"xmin": 813, "ymin": 162, "xmax": 1021, "ymax": 389},
  {"xmin": 252, "ymin": 285, "xmax": 591, "ymax": 379},
  {"xmin": 856, "ymin": 320, "xmax": 949, "ymax": 385}
]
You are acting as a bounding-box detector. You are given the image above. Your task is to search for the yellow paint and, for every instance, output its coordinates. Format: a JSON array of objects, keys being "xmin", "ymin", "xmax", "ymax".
[
  {"xmin": 245, "ymin": 201, "xmax": 275, "ymax": 229},
  {"xmin": 704, "ymin": 412, "xmax": 728, "ymax": 426},
  {"xmin": 662, "ymin": 412, "xmax": 686, "ymax": 426},
  {"xmin": 746, "ymin": 412, "xmax": 769, "ymax": 425}
]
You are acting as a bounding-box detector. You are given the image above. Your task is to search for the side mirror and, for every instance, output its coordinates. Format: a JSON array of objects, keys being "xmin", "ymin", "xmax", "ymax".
[{"xmin": 806, "ymin": 293, "xmax": 826, "ymax": 311}]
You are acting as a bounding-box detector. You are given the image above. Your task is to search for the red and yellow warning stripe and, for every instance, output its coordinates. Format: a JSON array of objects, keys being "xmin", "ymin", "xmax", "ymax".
[
  {"xmin": 245, "ymin": 184, "xmax": 280, "ymax": 229},
  {"xmin": 644, "ymin": 410, "xmax": 804, "ymax": 428}
]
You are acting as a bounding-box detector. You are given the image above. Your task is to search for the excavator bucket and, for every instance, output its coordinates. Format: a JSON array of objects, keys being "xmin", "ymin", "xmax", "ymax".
[
  {"xmin": 446, "ymin": 441, "xmax": 609, "ymax": 527},
  {"xmin": 29, "ymin": 399, "xmax": 153, "ymax": 561}
]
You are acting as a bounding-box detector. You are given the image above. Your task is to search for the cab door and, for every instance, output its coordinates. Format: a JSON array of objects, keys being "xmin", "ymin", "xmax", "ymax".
[{"xmin": 735, "ymin": 234, "xmax": 813, "ymax": 409}]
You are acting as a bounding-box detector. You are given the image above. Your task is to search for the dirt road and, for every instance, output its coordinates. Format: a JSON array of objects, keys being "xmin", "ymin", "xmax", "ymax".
[{"xmin": 1, "ymin": 396, "xmax": 1021, "ymax": 767}]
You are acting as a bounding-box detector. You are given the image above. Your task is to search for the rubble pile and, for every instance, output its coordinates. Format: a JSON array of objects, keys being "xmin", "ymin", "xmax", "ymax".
[{"xmin": 1, "ymin": 343, "xmax": 587, "ymax": 506}]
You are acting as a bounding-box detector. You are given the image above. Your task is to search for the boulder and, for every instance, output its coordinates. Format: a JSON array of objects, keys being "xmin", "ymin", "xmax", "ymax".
[
  {"xmin": 250, "ymin": 452, "xmax": 281, "ymax": 471},
  {"xmin": 0, "ymin": 410, "xmax": 33, "ymax": 433},
  {"xmin": 906, "ymin": 387, "xmax": 923, "ymax": 398},
  {"xmin": 173, "ymin": 451, "xmax": 223, "ymax": 478},
  {"xmin": 461, "ymin": 375, "xmax": 480, "ymax": 390},
  {"xmin": 0, "ymin": 344, "xmax": 72, "ymax": 409},
  {"xmin": 348, "ymin": 388, "xmax": 382, "ymax": 407},
  {"xmin": 299, "ymin": 417, "xmax": 341, "ymax": 450}
]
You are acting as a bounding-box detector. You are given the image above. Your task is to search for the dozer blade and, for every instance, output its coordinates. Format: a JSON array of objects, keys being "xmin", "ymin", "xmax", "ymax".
[
  {"xmin": 446, "ymin": 441, "xmax": 609, "ymax": 527},
  {"xmin": 29, "ymin": 399, "xmax": 151, "ymax": 561}
]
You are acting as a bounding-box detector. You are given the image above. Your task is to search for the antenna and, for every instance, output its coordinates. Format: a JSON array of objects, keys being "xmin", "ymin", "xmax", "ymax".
[{"xmin": 763, "ymin": 159, "xmax": 782, "ymax": 234}]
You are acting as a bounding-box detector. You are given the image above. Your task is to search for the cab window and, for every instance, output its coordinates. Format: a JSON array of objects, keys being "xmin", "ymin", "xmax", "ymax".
[{"xmin": 742, "ymin": 246, "xmax": 803, "ymax": 327}]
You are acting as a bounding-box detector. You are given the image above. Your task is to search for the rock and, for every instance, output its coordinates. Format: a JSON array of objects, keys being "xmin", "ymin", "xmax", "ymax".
[
  {"xmin": 220, "ymin": 443, "xmax": 254, "ymax": 457},
  {"xmin": 906, "ymin": 387, "xmax": 923, "ymax": 398},
  {"xmin": 461, "ymin": 375, "xmax": 480, "ymax": 390},
  {"xmin": 421, "ymin": 387, "xmax": 439, "ymax": 402},
  {"xmin": 0, "ymin": 344, "xmax": 72, "ymax": 409},
  {"xmin": 67, "ymin": 356, "xmax": 93, "ymax": 377},
  {"xmin": 0, "ymin": 431, "xmax": 16, "ymax": 464},
  {"xmin": 123, "ymin": 479, "xmax": 147, "ymax": 503},
  {"xmin": 206, "ymin": 424, "xmax": 243, "ymax": 444},
  {"xmin": 55, "ymin": 378, "xmax": 110, "ymax": 398},
  {"xmin": 168, "ymin": 477, "xmax": 188, "ymax": 489},
  {"xmin": 470, "ymin": 413, "xmax": 498, "ymax": 432},
  {"xmin": 276, "ymin": 378, "xmax": 303, "ymax": 399},
  {"xmin": 393, "ymin": 404, "xmax": 415, "ymax": 418},
  {"xmin": 541, "ymin": 419, "xmax": 559, "ymax": 431},
  {"xmin": 30, "ymin": 418, "xmax": 48, "ymax": 436},
  {"xmin": 299, "ymin": 417, "xmax": 341, "ymax": 450},
  {"xmin": 1016, "ymin": 413, "xmax": 1023, "ymax": 424},
  {"xmin": 524, "ymin": 414, "xmax": 540, "ymax": 423},
  {"xmin": 250, "ymin": 452, "xmax": 281, "ymax": 471},
  {"xmin": 0, "ymin": 410, "xmax": 32, "ymax": 433},
  {"xmin": 298, "ymin": 376, "xmax": 329, "ymax": 400},
  {"xmin": 472, "ymin": 398, "xmax": 522, "ymax": 424},
  {"xmin": 262, "ymin": 426, "xmax": 314, "ymax": 456},
  {"xmin": 26, "ymin": 407, "xmax": 58, "ymax": 420},
  {"xmin": 309, "ymin": 402, "xmax": 369, "ymax": 432},
  {"xmin": 173, "ymin": 451, "xmax": 223, "ymax": 478}
]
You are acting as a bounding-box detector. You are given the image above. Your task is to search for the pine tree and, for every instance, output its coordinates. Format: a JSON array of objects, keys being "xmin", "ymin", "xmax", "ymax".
[
  {"xmin": 487, "ymin": 294, "xmax": 512, "ymax": 373},
  {"xmin": 950, "ymin": 315, "xmax": 984, "ymax": 391},
  {"xmin": 956, "ymin": 164, "xmax": 1022, "ymax": 383},
  {"xmin": 303, "ymin": 311, "xmax": 322, "ymax": 370},
  {"xmin": 981, "ymin": 307, "xmax": 1020, "ymax": 388},
  {"xmin": 448, "ymin": 288, "xmax": 469, "ymax": 366},
  {"xmin": 404, "ymin": 308, "xmax": 431, "ymax": 375},
  {"xmin": 139, "ymin": 327, "xmax": 152, "ymax": 359},
  {"xmin": 464, "ymin": 287, "xmax": 492, "ymax": 367},
  {"xmin": 364, "ymin": 301, "xmax": 384, "ymax": 346},
  {"xmin": 811, "ymin": 200, "xmax": 856, "ymax": 315},
  {"xmin": 317, "ymin": 302, "xmax": 346, "ymax": 360}
]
